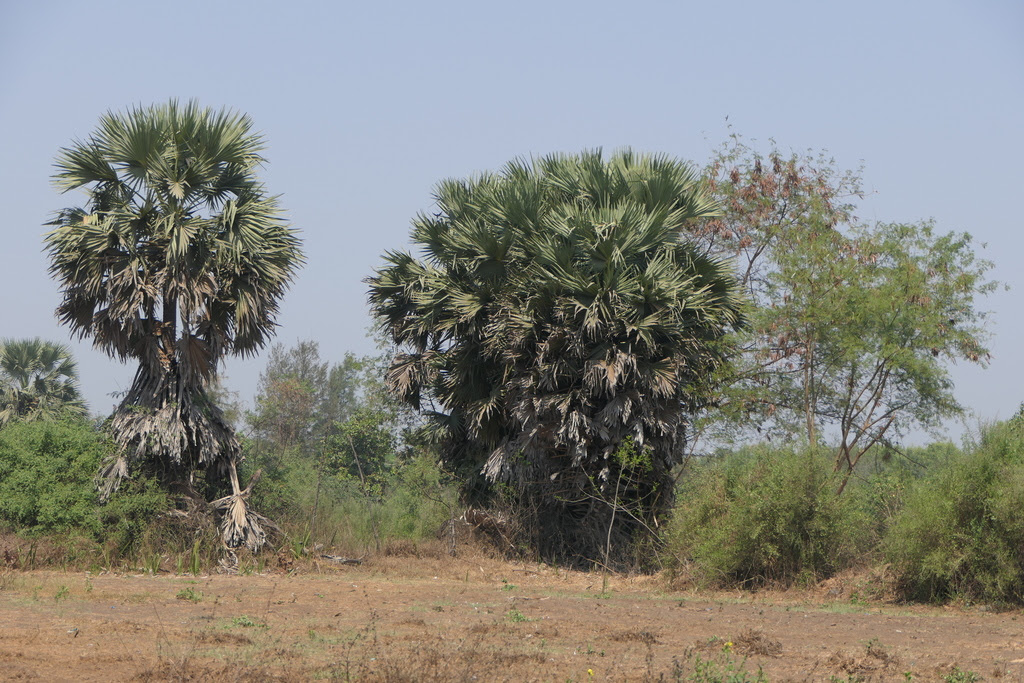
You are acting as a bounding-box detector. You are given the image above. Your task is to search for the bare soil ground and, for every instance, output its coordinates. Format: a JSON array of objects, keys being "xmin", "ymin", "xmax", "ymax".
[{"xmin": 1, "ymin": 548, "xmax": 1021, "ymax": 681}]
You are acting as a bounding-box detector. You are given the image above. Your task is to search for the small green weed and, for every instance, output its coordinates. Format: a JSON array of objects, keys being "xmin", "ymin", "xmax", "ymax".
[
  {"xmin": 664, "ymin": 648, "xmax": 767, "ymax": 682},
  {"xmin": 501, "ymin": 579, "xmax": 516, "ymax": 591},
  {"xmin": 144, "ymin": 553, "xmax": 162, "ymax": 575},
  {"xmin": 175, "ymin": 588, "xmax": 203, "ymax": 603},
  {"xmin": 943, "ymin": 668, "xmax": 981, "ymax": 683},
  {"xmin": 505, "ymin": 607, "xmax": 529, "ymax": 623},
  {"xmin": 189, "ymin": 539, "xmax": 202, "ymax": 575},
  {"xmin": 54, "ymin": 584, "xmax": 69, "ymax": 603},
  {"xmin": 685, "ymin": 652, "xmax": 767, "ymax": 682},
  {"xmin": 231, "ymin": 615, "xmax": 267, "ymax": 629},
  {"xmin": 291, "ymin": 527, "xmax": 312, "ymax": 560}
]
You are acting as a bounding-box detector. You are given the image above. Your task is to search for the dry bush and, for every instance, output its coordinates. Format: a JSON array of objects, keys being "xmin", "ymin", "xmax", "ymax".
[
  {"xmin": 817, "ymin": 565, "xmax": 900, "ymax": 604},
  {"xmin": 611, "ymin": 629, "xmax": 660, "ymax": 645},
  {"xmin": 732, "ymin": 629, "xmax": 782, "ymax": 657},
  {"xmin": 827, "ymin": 638, "xmax": 902, "ymax": 679}
]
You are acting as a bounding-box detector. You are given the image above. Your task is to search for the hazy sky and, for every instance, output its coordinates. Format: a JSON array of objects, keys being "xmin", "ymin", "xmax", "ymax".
[{"xmin": 2, "ymin": 0, "xmax": 1021, "ymax": 441}]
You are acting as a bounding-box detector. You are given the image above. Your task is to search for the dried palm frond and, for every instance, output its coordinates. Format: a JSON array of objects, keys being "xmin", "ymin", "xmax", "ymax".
[{"xmin": 210, "ymin": 463, "xmax": 276, "ymax": 551}]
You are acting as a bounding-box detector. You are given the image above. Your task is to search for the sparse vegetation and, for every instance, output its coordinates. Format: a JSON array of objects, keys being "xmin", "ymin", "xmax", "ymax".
[
  {"xmin": 942, "ymin": 667, "xmax": 982, "ymax": 683},
  {"xmin": 673, "ymin": 651, "xmax": 768, "ymax": 682},
  {"xmin": 230, "ymin": 615, "xmax": 266, "ymax": 629},
  {"xmin": 505, "ymin": 607, "xmax": 529, "ymax": 623},
  {"xmin": 0, "ymin": 553, "xmax": 1017, "ymax": 679}
]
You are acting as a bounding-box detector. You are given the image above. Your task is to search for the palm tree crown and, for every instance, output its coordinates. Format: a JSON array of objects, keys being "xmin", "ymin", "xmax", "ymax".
[
  {"xmin": 46, "ymin": 100, "xmax": 301, "ymax": 366},
  {"xmin": 0, "ymin": 338, "xmax": 87, "ymax": 426}
]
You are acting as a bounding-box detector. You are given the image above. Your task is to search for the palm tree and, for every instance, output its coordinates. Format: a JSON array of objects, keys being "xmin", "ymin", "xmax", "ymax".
[
  {"xmin": 368, "ymin": 150, "xmax": 743, "ymax": 566},
  {"xmin": 0, "ymin": 338, "xmax": 87, "ymax": 426},
  {"xmin": 44, "ymin": 101, "xmax": 303, "ymax": 550}
]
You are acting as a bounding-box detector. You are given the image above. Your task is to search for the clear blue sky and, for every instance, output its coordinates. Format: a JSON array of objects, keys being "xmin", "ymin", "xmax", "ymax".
[{"xmin": 2, "ymin": 0, "xmax": 1021, "ymax": 441}]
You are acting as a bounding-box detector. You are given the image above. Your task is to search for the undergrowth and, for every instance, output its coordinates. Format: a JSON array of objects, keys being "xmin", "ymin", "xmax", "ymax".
[
  {"xmin": 6, "ymin": 408, "xmax": 1024, "ymax": 611},
  {"xmin": 885, "ymin": 414, "xmax": 1024, "ymax": 604},
  {"xmin": 665, "ymin": 445, "xmax": 875, "ymax": 588},
  {"xmin": 0, "ymin": 419, "xmax": 458, "ymax": 572}
]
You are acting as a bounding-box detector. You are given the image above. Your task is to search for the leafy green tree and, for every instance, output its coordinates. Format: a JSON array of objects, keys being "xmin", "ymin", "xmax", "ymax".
[
  {"xmin": 247, "ymin": 340, "xmax": 394, "ymax": 455},
  {"xmin": 325, "ymin": 406, "xmax": 396, "ymax": 487},
  {"xmin": 245, "ymin": 340, "xmax": 408, "ymax": 512},
  {"xmin": 44, "ymin": 100, "xmax": 303, "ymax": 550},
  {"xmin": 368, "ymin": 150, "xmax": 743, "ymax": 565},
  {"xmin": 249, "ymin": 341, "xmax": 327, "ymax": 453},
  {"xmin": 242, "ymin": 340, "xmax": 418, "ymax": 553},
  {"xmin": 322, "ymin": 351, "xmax": 389, "ymax": 430},
  {"xmin": 696, "ymin": 138, "xmax": 995, "ymax": 491},
  {"xmin": 0, "ymin": 338, "xmax": 87, "ymax": 426}
]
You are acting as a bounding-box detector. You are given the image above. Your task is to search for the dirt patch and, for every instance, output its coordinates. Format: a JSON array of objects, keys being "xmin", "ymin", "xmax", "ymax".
[{"xmin": 0, "ymin": 557, "xmax": 1020, "ymax": 681}]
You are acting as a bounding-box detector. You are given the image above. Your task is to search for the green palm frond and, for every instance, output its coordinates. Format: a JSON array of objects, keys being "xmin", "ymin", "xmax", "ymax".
[{"xmin": 0, "ymin": 338, "xmax": 87, "ymax": 426}]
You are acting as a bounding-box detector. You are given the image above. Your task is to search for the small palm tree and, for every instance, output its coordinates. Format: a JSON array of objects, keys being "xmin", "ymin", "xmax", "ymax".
[
  {"xmin": 369, "ymin": 150, "xmax": 743, "ymax": 565},
  {"xmin": 45, "ymin": 100, "xmax": 303, "ymax": 550},
  {"xmin": 0, "ymin": 338, "xmax": 87, "ymax": 426}
]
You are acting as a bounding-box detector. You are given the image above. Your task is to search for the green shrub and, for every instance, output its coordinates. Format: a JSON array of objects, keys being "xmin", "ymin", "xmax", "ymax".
[
  {"xmin": 315, "ymin": 453, "xmax": 457, "ymax": 551},
  {"xmin": 666, "ymin": 445, "xmax": 873, "ymax": 587},
  {"xmin": 242, "ymin": 441, "xmax": 458, "ymax": 553},
  {"xmin": 854, "ymin": 441, "xmax": 961, "ymax": 536},
  {"xmin": 373, "ymin": 453, "xmax": 458, "ymax": 540},
  {"xmin": 96, "ymin": 475, "xmax": 170, "ymax": 555},
  {"xmin": 242, "ymin": 442, "xmax": 323, "ymax": 523},
  {"xmin": 0, "ymin": 420, "xmax": 168, "ymax": 561},
  {"xmin": 0, "ymin": 420, "xmax": 108, "ymax": 535},
  {"xmin": 885, "ymin": 416, "xmax": 1024, "ymax": 603}
]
